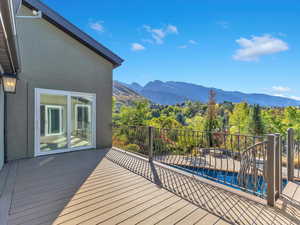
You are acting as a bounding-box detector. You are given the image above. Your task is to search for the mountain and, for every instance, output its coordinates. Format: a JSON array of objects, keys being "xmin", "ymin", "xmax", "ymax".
[
  {"xmin": 128, "ymin": 82, "xmax": 143, "ymax": 93},
  {"xmin": 123, "ymin": 80, "xmax": 300, "ymax": 107},
  {"xmin": 113, "ymin": 81, "xmax": 145, "ymax": 105}
]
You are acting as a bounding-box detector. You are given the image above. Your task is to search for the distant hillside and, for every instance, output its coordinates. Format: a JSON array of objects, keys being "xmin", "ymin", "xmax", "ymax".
[
  {"xmin": 113, "ymin": 81, "xmax": 145, "ymax": 105},
  {"xmin": 122, "ymin": 80, "xmax": 300, "ymax": 107}
]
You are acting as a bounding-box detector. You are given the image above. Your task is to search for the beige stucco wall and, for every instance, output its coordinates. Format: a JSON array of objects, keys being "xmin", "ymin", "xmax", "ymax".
[
  {"xmin": 6, "ymin": 6, "xmax": 113, "ymax": 160},
  {"xmin": 0, "ymin": 86, "xmax": 4, "ymax": 169}
]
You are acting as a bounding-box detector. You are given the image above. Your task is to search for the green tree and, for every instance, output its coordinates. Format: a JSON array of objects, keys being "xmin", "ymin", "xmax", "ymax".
[
  {"xmin": 229, "ymin": 102, "xmax": 250, "ymax": 134},
  {"xmin": 148, "ymin": 115, "xmax": 181, "ymax": 129},
  {"xmin": 186, "ymin": 114, "xmax": 205, "ymax": 130},
  {"xmin": 283, "ymin": 107, "xmax": 300, "ymax": 139},
  {"xmin": 119, "ymin": 100, "xmax": 150, "ymax": 126},
  {"xmin": 183, "ymin": 101, "xmax": 206, "ymax": 118},
  {"xmin": 262, "ymin": 108, "xmax": 286, "ymax": 135},
  {"xmin": 249, "ymin": 104, "xmax": 264, "ymax": 135},
  {"xmin": 203, "ymin": 90, "xmax": 219, "ymax": 146},
  {"xmin": 112, "ymin": 97, "xmax": 116, "ymax": 112},
  {"xmin": 176, "ymin": 113, "xmax": 186, "ymax": 125}
]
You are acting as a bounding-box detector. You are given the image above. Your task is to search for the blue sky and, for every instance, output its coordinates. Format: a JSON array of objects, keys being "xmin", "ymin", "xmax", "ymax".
[{"xmin": 41, "ymin": 0, "xmax": 300, "ymax": 99}]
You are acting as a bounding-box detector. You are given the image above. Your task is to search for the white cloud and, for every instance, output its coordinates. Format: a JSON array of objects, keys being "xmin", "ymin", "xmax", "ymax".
[
  {"xmin": 271, "ymin": 86, "xmax": 291, "ymax": 93},
  {"xmin": 189, "ymin": 40, "xmax": 198, "ymax": 45},
  {"xmin": 271, "ymin": 94, "xmax": 300, "ymax": 101},
  {"xmin": 167, "ymin": 25, "xmax": 178, "ymax": 34},
  {"xmin": 143, "ymin": 24, "xmax": 178, "ymax": 44},
  {"xmin": 265, "ymin": 86, "xmax": 300, "ymax": 100},
  {"xmin": 131, "ymin": 43, "xmax": 145, "ymax": 51},
  {"xmin": 142, "ymin": 39, "xmax": 154, "ymax": 44},
  {"xmin": 233, "ymin": 34, "xmax": 289, "ymax": 61},
  {"xmin": 217, "ymin": 21, "xmax": 229, "ymax": 29},
  {"xmin": 178, "ymin": 45, "xmax": 188, "ymax": 49},
  {"xmin": 178, "ymin": 40, "xmax": 199, "ymax": 49},
  {"xmin": 89, "ymin": 21, "xmax": 104, "ymax": 32},
  {"xmin": 265, "ymin": 86, "xmax": 291, "ymax": 97},
  {"xmin": 273, "ymin": 93, "xmax": 285, "ymax": 97},
  {"xmin": 291, "ymin": 96, "xmax": 300, "ymax": 101},
  {"xmin": 278, "ymin": 32, "xmax": 287, "ymax": 37}
]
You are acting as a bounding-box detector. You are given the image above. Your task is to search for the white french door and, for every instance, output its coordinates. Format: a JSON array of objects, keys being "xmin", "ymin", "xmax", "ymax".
[{"xmin": 35, "ymin": 88, "xmax": 96, "ymax": 156}]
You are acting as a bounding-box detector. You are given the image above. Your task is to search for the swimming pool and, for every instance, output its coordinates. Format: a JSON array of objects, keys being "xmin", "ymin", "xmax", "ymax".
[{"xmin": 170, "ymin": 165, "xmax": 287, "ymax": 197}]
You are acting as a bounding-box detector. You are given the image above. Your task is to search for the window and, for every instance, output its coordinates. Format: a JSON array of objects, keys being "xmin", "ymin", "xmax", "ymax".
[
  {"xmin": 75, "ymin": 105, "xmax": 90, "ymax": 130},
  {"xmin": 44, "ymin": 105, "xmax": 63, "ymax": 136}
]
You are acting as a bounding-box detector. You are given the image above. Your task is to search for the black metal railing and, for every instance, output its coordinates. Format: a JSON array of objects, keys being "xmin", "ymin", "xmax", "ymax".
[
  {"xmin": 113, "ymin": 126, "xmax": 271, "ymax": 195},
  {"xmin": 112, "ymin": 125, "xmax": 150, "ymax": 157},
  {"xmin": 151, "ymin": 127, "xmax": 269, "ymax": 197}
]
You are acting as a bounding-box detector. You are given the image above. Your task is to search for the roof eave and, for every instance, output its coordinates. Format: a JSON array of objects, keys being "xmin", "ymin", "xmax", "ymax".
[{"xmin": 0, "ymin": 0, "xmax": 21, "ymax": 74}]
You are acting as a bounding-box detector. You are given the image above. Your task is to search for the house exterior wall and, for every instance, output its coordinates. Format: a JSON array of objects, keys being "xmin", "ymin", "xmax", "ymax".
[
  {"xmin": 0, "ymin": 86, "xmax": 4, "ymax": 169},
  {"xmin": 6, "ymin": 6, "xmax": 113, "ymax": 160}
]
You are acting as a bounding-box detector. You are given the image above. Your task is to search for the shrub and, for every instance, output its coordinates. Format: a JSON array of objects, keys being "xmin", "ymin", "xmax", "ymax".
[
  {"xmin": 124, "ymin": 144, "xmax": 140, "ymax": 152},
  {"xmin": 112, "ymin": 132, "xmax": 128, "ymax": 149},
  {"xmin": 192, "ymin": 148, "xmax": 199, "ymax": 156}
]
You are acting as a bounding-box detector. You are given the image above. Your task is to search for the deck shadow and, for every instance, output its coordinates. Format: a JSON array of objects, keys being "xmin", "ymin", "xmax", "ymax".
[
  {"xmin": 1, "ymin": 149, "xmax": 110, "ymax": 225},
  {"xmin": 107, "ymin": 148, "xmax": 299, "ymax": 225}
]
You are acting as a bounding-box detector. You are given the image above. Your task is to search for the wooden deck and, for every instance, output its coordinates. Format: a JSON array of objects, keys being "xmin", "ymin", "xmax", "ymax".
[
  {"xmin": 0, "ymin": 148, "xmax": 299, "ymax": 225},
  {"xmin": 277, "ymin": 181, "xmax": 300, "ymax": 220}
]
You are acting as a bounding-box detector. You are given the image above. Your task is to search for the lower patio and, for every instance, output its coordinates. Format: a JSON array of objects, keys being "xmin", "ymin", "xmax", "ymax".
[{"xmin": 0, "ymin": 148, "xmax": 299, "ymax": 225}]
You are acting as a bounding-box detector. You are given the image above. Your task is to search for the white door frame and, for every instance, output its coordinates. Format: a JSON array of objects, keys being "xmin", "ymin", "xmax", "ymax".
[
  {"xmin": 35, "ymin": 88, "xmax": 96, "ymax": 156},
  {"xmin": 44, "ymin": 105, "xmax": 64, "ymax": 136}
]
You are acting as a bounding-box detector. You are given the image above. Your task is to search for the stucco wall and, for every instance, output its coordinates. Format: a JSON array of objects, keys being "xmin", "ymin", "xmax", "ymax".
[
  {"xmin": 0, "ymin": 86, "xmax": 4, "ymax": 169},
  {"xmin": 6, "ymin": 6, "xmax": 113, "ymax": 160}
]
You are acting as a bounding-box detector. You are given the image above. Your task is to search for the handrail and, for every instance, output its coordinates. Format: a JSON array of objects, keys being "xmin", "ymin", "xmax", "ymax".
[
  {"xmin": 112, "ymin": 124, "xmax": 265, "ymax": 139},
  {"xmin": 112, "ymin": 125, "xmax": 283, "ymax": 206}
]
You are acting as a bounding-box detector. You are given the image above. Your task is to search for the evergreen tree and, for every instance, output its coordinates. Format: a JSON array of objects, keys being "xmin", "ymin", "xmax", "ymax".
[
  {"xmin": 176, "ymin": 113, "xmax": 186, "ymax": 126},
  {"xmin": 203, "ymin": 89, "xmax": 219, "ymax": 146},
  {"xmin": 249, "ymin": 104, "xmax": 264, "ymax": 135}
]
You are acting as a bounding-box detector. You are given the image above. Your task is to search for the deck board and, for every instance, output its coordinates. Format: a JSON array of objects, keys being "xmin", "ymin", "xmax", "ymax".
[
  {"xmin": 0, "ymin": 148, "xmax": 298, "ymax": 225},
  {"xmin": 175, "ymin": 207, "xmax": 209, "ymax": 225},
  {"xmin": 116, "ymin": 196, "xmax": 182, "ymax": 225},
  {"xmin": 155, "ymin": 203, "xmax": 198, "ymax": 225},
  {"xmin": 0, "ymin": 163, "xmax": 10, "ymax": 197},
  {"xmin": 0, "ymin": 162, "xmax": 17, "ymax": 225},
  {"xmin": 293, "ymin": 185, "xmax": 300, "ymax": 202}
]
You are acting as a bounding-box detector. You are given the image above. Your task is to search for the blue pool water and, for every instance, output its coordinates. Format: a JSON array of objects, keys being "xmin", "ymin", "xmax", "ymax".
[{"xmin": 170, "ymin": 165, "xmax": 288, "ymax": 197}]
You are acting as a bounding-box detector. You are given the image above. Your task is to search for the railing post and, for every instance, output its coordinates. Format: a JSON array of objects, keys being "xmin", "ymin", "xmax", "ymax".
[
  {"xmin": 287, "ymin": 128, "xmax": 294, "ymax": 181},
  {"xmin": 275, "ymin": 133, "xmax": 282, "ymax": 197},
  {"xmin": 148, "ymin": 126, "xmax": 154, "ymax": 162},
  {"xmin": 267, "ymin": 134, "xmax": 276, "ymax": 207}
]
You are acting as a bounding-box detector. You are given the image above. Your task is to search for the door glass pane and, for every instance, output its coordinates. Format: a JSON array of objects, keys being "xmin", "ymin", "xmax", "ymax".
[
  {"xmin": 48, "ymin": 107, "xmax": 61, "ymax": 134},
  {"xmin": 40, "ymin": 94, "xmax": 67, "ymax": 152},
  {"xmin": 71, "ymin": 96, "xmax": 93, "ymax": 148}
]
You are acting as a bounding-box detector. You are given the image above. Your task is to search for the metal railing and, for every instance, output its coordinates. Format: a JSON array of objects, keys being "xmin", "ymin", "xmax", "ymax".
[
  {"xmin": 112, "ymin": 125, "xmax": 282, "ymax": 206},
  {"xmin": 286, "ymin": 128, "xmax": 300, "ymax": 181},
  {"xmin": 294, "ymin": 141, "xmax": 300, "ymax": 179},
  {"xmin": 238, "ymin": 140, "xmax": 268, "ymax": 195},
  {"xmin": 150, "ymin": 128, "xmax": 268, "ymax": 195},
  {"xmin": 112, "ymin": 125, "xmax": 150, "ymax": 157}
]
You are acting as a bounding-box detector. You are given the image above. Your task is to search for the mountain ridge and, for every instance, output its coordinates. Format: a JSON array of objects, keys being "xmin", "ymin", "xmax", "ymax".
[
  {"xmin": 113, "ymin": 81, "xmax": 145, "ymax": 105},
  {"xmin": 119, "ymin": 80, "xmax": 300, "ymax": 107}
]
